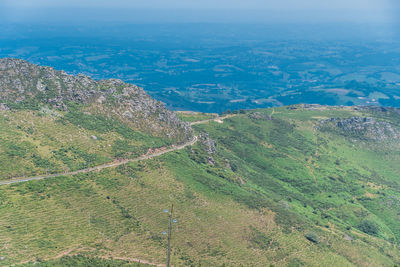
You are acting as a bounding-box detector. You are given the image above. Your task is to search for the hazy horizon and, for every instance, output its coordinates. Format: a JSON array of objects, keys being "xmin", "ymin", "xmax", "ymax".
[{"xmin": 1, "ymin": 0, "xmax": 399, "ymax": 25}]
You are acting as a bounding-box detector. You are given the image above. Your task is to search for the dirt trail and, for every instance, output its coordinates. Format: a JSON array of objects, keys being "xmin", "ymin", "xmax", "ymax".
[
  {"xmin": 17, "ymin": 248, "xmax": 164, "ymax": 267},
  {"xmin": 101, "ymin": 256, "xmax": 164, "ymax": 267},
  {"xmin": 0, "ymin": 136, "xmax": 197, "ymax": 186},
  {"xmin": 189, "ymin": 114, "xmax": 235, "ymax": 125},
  {"xmin": 0, "ymin": 114, "xmax": 235, "ymax": 186}
]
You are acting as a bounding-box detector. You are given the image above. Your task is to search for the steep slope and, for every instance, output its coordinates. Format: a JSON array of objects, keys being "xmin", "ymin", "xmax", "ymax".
[{"xmin": 1, "ymin": 61, "xmax": 400, "ymax": 266}]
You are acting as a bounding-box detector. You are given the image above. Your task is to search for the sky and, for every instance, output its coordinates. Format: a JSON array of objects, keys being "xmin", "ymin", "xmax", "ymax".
[{"xmin": 1, "ymin": 0, "xmax": 399, "ymax": 24}]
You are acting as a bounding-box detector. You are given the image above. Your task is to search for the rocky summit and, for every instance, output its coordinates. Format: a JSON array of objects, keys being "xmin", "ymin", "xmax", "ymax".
[
  {"xmin": 318, "ymin": 116, "xmax": 400, "ymax": 141},
  {"xmin": 0, "ymin": 58, "xmax": 193, "ymax": 142}
]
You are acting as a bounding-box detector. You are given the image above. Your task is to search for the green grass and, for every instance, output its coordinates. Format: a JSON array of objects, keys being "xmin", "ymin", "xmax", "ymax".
[
  {"xmin": 1, "ymin": 105, "xmax": 400, "ymax": 266},
  {"xmin": 0, "ymin": 109, "xmax": 169, "ymax": 179},
  {"xmin": 16, "ymin": 255, "xmax": 150, "ymax": 267}
]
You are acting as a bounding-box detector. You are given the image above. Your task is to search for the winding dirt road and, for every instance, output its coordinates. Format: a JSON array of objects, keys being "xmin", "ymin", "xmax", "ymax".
[
  {"xmin": 0, "ymin": 114, "xmax": 235, "ymax": 186},
  {"xmin": 0, "ymin": 136, "xmax": 198, "ymax": 186},
  {"xmin": 189, "ymin": 114, "xmax": 235, "ymax": 125}
]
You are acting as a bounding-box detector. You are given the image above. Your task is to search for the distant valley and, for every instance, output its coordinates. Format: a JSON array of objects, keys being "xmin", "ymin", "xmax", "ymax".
[{"xmin": 1, "ymin": 24, "xmax": 400, "ymax": 113}]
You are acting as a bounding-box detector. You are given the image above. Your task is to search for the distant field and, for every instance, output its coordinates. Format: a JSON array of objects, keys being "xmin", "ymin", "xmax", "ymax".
[{"xmin": 1, "ymin": 24, "xmax": 400, "ymax": 113}]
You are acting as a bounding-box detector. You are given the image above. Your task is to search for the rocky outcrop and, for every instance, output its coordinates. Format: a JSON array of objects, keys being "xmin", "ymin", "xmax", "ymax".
[
  {"xmin": 0, "ymin": 103, "xmax": 9, "ymax": 110},
  {"xmin": 318, "ymin": 117, "xmax": 400, "ymax": 141},
  {"xmin": 0, "ymin": 58, "xmax": 98, "ymax": 106},
  {"xmin": 198, "ymin": 133, "xmax": 216, "ymax": 154},
  {"xmin": 198, "ymin": 133, "xmax": 216, "ymax": 166},
  {"xmin": 248, "ymin": 112, "xmax": 272, "ymax": 120},
  {"xmin": 0, "ymin": 58, "xmax": 193, "ymax": 142}
]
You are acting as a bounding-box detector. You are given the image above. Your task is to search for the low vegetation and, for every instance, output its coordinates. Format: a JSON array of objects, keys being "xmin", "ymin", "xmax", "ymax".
[
  {"xmin": 0, "ymin": 109, "xmax": 169, "ymax": 179},
  {"xmin": 1, "ymin": 105, "xmax": 400, "ymax": 266},
  {"xmin": 17, "ymin": 255, "xmax": 150, "ymax": 266}
]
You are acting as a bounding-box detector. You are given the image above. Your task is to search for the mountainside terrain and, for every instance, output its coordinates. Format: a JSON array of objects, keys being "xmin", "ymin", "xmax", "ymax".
[
  {"xmin": 0, "ymin": 60, "xmax": 400, "ymax": 266},
  {"xmin": 0, "ymin": 58, "xmax": 192, "ymax": 180},
  {"xmin": 0, "ymin": 58, "xmax": 192, "ymax": 141}
]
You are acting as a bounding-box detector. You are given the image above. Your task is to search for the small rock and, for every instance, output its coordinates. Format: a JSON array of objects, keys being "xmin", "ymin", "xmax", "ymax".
[
  {"xmin": 123, "ymin": 110, "xmax": 134, "ymax": 119},
  {"xmin": 0, "ymin": 103, "xmax": 9, "ymax": 111},
  {"xmin": 91, "ymin": 135, "xmax": 97, "ymax": 140},
  {"xmin": 280, "ymin": 200, "xmax": 290, "ymax": 209},
  {"xmin": 96, "ymin": 95, "xmax": 106, "ymax": 104},
  {"xmin": 208, "ymin": 156, "xmax": 215, "ymax": 166},
  {"xmin": 343, "ymin": 234, "xmax": 353, "ymax": 241},
  {"xmin": 225, "ymin": 159, "xmax": 232, "ymax": 170}
]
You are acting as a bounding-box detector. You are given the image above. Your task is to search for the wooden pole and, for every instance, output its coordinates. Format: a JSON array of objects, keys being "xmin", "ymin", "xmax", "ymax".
[{"xmin": 166, "ymin": 204, "xmax": 174, "ymax": 267}]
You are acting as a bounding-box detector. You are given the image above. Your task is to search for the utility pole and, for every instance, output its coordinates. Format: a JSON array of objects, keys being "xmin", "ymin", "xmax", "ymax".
[{"xmin": 166, "ymin": 204, "xmax": 174, "ymax": 267}]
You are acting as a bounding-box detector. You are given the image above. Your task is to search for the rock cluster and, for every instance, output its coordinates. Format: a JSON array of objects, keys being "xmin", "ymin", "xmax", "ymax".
[
  {"xmin": 197, "ymin": 133, "xmax": 217, "ymax": 166},
  {"xmin": 0, "ymin": 58, "xmax": 193, "ymax": 142},
  {"xmin": 248, "ymin": 112, "xmax": 272, "ymax": 120},
  {"xmin": 198, "ymin": 133, "xmax": 216, "ymax": 154},
  {"xmin": 353, "ymin": 106, "xmax": 390, "ymax": 113},
  {"xmin": 319, "ymin": 117, "xmax": 400, "ymax": 141},
  {"xmin": 302, "ymin": 104, "xmax": 323, "ymax": 109}
]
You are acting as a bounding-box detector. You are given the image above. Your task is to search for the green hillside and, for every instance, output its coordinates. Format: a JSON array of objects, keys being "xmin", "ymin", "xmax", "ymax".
[{"xmin": 1, "ymin": 104, "xmax": 400, "ymax": 266}]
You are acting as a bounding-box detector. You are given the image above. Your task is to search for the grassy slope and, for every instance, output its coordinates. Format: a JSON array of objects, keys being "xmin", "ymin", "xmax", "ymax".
[
  {"xmin": 0, "ymin": 109, "xmax": 169, "ymax": 179},
  {"xmin": 17, "ymin": 255, "xmax": 150, "ymax": 266},
  {"xmin": 1, "ymin": 106, "xmax": 400, "ymax": 266}
]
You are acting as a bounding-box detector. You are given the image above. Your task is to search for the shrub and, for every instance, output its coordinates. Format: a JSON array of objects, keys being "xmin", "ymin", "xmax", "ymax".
[
  {"xmin": 249, "ymin": 226, "xmax": 271, "ymax": 250},
  {"xmin": 305, "ymin": 231, "xmax": 319, "ymax": 243},
  {"xmin": 358, "ymin": 219, "xmax": 379, "ymax": 236}
]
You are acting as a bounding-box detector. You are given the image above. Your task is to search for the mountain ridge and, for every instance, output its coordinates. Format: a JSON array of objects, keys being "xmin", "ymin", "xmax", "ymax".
[{"xmin": 0, "ymin": 58, "xmax": 193, "ymax": 143}]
